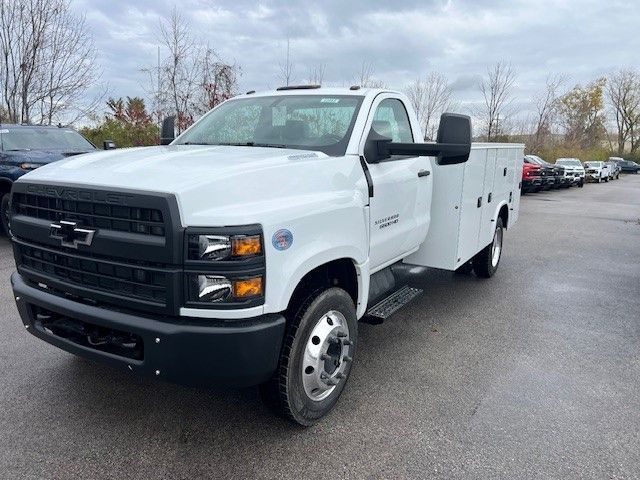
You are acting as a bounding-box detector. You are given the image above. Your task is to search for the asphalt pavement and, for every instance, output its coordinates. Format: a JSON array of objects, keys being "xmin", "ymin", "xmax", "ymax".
[{"xmin": 1, "ymin": 175, "xmax": 639, "ymax": 479}]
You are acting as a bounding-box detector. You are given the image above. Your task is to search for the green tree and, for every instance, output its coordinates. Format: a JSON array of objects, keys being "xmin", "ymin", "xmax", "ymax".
[
  {"xmin": 80, "ymin": 97, "xmax": 159, "ymax": 148},
  {"xmin": 559, "ymin": 79, "xmax": 607, "ymax": 149}
]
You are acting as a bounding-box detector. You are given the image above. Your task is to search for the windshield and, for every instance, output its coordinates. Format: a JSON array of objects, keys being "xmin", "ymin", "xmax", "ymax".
[
  {"xmin": 556, "ymin": 159, "xmax": 581, "ymax": 166},
  {"xmin": 175, "ymin": 95, "xmax": 364, "ymax": 156},
  {"xmin": 0, "ymin": 128, "xmax": 94, "ymax": 151}
]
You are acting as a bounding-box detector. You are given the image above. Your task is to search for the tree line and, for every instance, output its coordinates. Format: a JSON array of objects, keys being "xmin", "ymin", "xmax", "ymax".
[{"xmin": 1, "ymin": 0, "xmax": 638, "ymax": 162}]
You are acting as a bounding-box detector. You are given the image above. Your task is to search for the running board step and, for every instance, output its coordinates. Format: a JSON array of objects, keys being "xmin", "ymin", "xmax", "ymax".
[{"xmin": 363, "ymin": 286, "xmax": 423, "ymax": 324}]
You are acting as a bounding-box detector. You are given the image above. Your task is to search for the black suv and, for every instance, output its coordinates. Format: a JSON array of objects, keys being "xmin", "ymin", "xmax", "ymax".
[{"xmin": 0, "ymin": 124, "xmax": 97, "ymax": 234}]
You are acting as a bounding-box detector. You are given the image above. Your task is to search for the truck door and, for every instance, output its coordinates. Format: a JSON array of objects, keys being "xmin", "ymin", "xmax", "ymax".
[{"xmin": 361, "ymin": 96, "xmax": 432, "ymax": 270}]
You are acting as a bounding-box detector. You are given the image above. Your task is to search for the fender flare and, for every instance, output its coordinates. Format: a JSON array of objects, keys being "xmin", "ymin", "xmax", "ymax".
[
  {"xmin": 274, "ymin": 245, "xmax": 369, "ymax": 317},
  {"xmin": 494, "ymin": 200, "xmax": 510, "ymax": 229}
]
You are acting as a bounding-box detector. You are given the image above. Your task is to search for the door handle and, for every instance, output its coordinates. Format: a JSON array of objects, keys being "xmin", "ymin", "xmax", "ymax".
[
  {"xmin": 417, "ymin": 170, "xmax": 431, "ymax": 177},
  {"xmin": 477, "ymin": 197, "xmax": 482, "ymax": 208}
]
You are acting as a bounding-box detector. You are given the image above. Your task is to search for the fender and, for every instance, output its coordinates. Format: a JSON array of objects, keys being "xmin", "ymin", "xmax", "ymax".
[
  {"xmin": 493, "ymin": 200, "xmax": 510, "ymax": 229},
  {"xmin": 272, "ymin": 244, "xmax": 369, "ymax": 316}
]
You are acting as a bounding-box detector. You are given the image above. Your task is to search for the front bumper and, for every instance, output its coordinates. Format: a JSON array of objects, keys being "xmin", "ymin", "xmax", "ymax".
[
  {"xmin": 12, "ymin": 272, "xmax": 286, "ymax": 387},
  {"xmin": 585, "ymin": 172, "xmax": 602, "ymax": 182},
  {"xmin": 522, "ymin": 177, "xmax": 542, "ymax": 191}
]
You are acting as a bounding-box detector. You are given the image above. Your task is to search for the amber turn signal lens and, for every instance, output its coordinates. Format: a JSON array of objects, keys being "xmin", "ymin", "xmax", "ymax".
[
  {"xmin": 232, "ymin": 235, "xmax": 262, "ymax": 257},
  {"xmin": 233, "ymin": 277, "xmax": 263, "ymax": 298}
]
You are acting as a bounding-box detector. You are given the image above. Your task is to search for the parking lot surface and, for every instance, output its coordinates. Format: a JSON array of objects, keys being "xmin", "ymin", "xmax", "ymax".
[{"xmin": 1, "ymin": 176, "xmax": 639, "ymax": 479}]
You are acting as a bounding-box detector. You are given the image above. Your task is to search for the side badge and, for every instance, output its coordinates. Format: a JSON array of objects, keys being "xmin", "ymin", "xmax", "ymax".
[{"xmin": 272, "ymin": 229, "xmax": 293, "ymax": 251}]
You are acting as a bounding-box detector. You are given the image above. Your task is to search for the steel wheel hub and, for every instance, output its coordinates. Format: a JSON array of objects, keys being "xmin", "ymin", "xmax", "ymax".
[
  {"xmin": 302, "ymin": 310, "xmax": 352, "ymax": 402},
  {"xmin": 491, "ymin": 225, "xmax": 503, "ymax": 267}
]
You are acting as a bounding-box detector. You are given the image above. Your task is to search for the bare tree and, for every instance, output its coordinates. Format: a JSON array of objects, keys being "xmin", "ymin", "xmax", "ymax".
[
  {"xmin": 307, "ymin": 63, "xmax": 326, "ymax": 85},
  {"xmin": 144, "ymin": 8, "xmax": 240, "ymax": 133},
  {"xmin": 278, "ymin": 38, "xmax": 295, "ymax": 87},
  {"xmin": 607, "ymin": 69, "xmax": 640, "ymax": 155},
  {"xmin": 0, "ymin": 0, "xmax": 100, "ymax": 124},
  {"xmin": 530, "ymin": 74, "xmax": 565, "ymax": 151},
  {"xmin": 477, "ymin": 61, "xmax": 517, "ymax": 141},
  {"xmin": 405, "ymin": 72, "xmax": 453, "ymax": 140},
  {"xmin": 355, "ymin": 61, "xmax": 386, "ymax": 88}
]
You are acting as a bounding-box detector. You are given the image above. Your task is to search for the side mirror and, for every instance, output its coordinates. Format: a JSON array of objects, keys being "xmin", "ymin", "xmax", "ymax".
[
  {"xmin": 364, "ymin": 113, "xmax": 471, "ymax": 165},
  {"xmin": 160, "ymin": 116, "xmax": 176, "ymax": 145},
  {"xmin": 103, "ymin": 140, "xmax": 116, "ymax": 150},
  {"xmin": 435, "ymin": 113, "xmax": 472, "ymax": 165}
]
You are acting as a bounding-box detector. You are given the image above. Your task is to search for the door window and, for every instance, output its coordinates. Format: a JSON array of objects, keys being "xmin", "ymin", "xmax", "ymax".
[{"xmin": 371, "ymin": 98, "xmax": 414, "ymax": 143}]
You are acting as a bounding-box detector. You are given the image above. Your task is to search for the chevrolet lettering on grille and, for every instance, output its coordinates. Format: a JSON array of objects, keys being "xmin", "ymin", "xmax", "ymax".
[{"xmin": 50, "ymin": 220, "xmax": 96, "ymax": 249}]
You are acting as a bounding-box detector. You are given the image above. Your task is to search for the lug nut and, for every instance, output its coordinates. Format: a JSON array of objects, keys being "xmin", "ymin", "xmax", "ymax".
[
  {"xmin": 155, "ymin": 370, "xmax": 160, "ymax": 376},
  {"xmin": 155, "ymin": 337, "xmax": 160, "ymax": 344}
]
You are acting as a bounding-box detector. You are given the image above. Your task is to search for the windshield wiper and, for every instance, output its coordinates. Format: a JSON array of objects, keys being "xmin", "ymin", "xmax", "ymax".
[
  {"xmin": 180, "ymin": 141, "xmax": 288, "ymax": 148},
  {"xmin": 5, "ymin": 148, "xmax": 31, "ymax": 151}
]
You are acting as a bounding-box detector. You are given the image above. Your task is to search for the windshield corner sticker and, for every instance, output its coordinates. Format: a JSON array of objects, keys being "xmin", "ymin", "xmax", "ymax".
[{"xmin": 272, "ymin": 229, "xmax": 293, "ymax": 251}]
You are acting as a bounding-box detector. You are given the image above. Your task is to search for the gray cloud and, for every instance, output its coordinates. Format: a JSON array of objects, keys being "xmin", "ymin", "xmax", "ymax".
[{"xmin": 72, "ymin": 0, "xmax": 640, "ymax": 117}]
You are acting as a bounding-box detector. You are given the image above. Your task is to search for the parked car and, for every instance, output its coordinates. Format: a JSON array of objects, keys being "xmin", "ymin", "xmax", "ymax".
[
  {"xmin": 524, "ymin": 155, "xmax": 561, "ymax": 189},
  {"xmin": 0, "ymin": 124, "xmax": 100, "ymax": 234},
  {"xmin": 583, "ymin": 161, "xmax": 608, "ymax": 183},
  {"xmin": 8, "ymin": 86, "xmax": 524, "ymax": 425},
  {"xmin": 555, "ymin": 158, "xmax": 585, "ymax": 187},
  {"xmin": 605, "ymin": 161, "xmax": 620, "ymax": 180},
  {"xmin": 610, "ymin": 157, "xmax": 640, "ymax": 174},
  {"xmin": 522, "ymin": 161, "xmax": 543, "ymax": 193}
]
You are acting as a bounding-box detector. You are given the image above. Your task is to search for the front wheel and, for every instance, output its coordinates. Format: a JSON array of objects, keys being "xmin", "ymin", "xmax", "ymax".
[
  {"xmin": 578, "ymin": 180, "xmax": 584, "ymax": 188},
  {"xmin": 1, "ymin": 193, "xmax": 10, "ymax": 236},
  {"xmin": 473, "ymin": 218, "xmax": 504, "ymax": 278},
  {"xmin": 260, "ymin": 287, "xmax": 357, "ymax": 426}
]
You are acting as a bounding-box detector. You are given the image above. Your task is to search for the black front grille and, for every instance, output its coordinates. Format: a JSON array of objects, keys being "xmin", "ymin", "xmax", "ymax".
[
  {"xmin": 18, "ymin": 242, "xmax": 169, "ymax": 305},
  {"xmin": 11, "ymin": 183, "xmax": 184, "ymax": 314},
  {"xmin": 13, "ymin": 192, "xmax": 165, "ymax": 236}
]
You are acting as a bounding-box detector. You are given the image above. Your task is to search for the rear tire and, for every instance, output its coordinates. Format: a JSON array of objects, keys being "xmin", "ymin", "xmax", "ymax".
[
  {"xmin": 473, "ymin": 218, "xmax": 504, "ymax": 278},
  {"xmin": 260, "ymin": 287, "xmax": 357, "ymax": 426},
  {"xmin": 1, "ymin": 193, "xmax": 10, "ymax": 236}
]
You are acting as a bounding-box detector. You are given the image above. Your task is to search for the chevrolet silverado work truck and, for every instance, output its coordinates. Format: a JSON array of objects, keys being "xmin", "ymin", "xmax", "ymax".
[{"xmin": 9, "ymin": 86, "xmax": 523, "ymax": 425}]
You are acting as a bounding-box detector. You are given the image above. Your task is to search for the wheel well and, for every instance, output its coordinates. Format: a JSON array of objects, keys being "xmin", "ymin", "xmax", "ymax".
[
  {"xmin": 0, "ymin": 180, "xmax": 12, "ymax": 197},
  {"xmin": 498, "ymin": 204, "xmax": 509, "ymax": 229},
  {"xmin": 287, "ymin": 259, "xmax": 358, "ymax": 315}
]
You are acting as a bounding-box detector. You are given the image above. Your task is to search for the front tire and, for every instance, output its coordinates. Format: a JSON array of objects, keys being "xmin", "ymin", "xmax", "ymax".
[
  {"xmin": 260, "ymin": 287, "xmax": 357, "ymax": 426},
  {"xmin": 1, "ymin": 193, "xmax": 10, "ymax": 236},
  {"xmin": 473, "ymin": 218, "xmax": 504, "ymax": 278}
]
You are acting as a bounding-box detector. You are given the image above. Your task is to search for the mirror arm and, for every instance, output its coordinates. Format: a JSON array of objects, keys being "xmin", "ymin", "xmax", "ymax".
[{"xmin": 381, "ymin": 142, "xmax": 471, "ymax": 158}]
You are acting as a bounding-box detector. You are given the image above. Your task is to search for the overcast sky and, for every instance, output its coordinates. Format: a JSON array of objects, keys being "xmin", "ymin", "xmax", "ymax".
[{"xmin": 72, "ymin": 0, "xmax": 638, "ymax": 119}]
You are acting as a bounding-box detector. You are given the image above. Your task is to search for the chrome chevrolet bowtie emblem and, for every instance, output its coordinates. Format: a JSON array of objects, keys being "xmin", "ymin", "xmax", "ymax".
[{"xmin": 50, "ymin": 220, "xmax": 95, "ymax": 248}]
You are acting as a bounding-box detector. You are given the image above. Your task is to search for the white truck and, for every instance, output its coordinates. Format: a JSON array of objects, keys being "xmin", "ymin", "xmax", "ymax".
[{"xmin": 9, "ymin": 86, "xmax": 523, "ymax": 425}]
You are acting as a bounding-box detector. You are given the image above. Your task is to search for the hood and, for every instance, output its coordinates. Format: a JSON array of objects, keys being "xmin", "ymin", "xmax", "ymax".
[
  {"xmin": 16, "ymin": 145, "xmax": 365, "ymax": 226},
  {"xmin": 1, "ymin": 148, "xmax": 94, "ymax": 166}
]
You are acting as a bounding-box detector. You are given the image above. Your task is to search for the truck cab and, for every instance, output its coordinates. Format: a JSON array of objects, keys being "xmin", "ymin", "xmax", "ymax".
[{"xmin": 9, "ymin": 87, "xmax": 523, "ymax": 425}]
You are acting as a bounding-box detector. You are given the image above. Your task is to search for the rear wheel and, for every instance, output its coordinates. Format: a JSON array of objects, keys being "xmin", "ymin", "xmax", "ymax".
[
  {"xmin": 260, "ymin": 287, "xmax": 357, "ymax": 426},
  {"xmin": 1, "ymin": 193, "xmax": 10, "ymax": 236},
  {"xmin": 473, "ymin": 218, "xmax": 504, "ymax": 278},
  {"xmin": 578, "ymin": 180, "xmax": 584, "ymax": 188}
]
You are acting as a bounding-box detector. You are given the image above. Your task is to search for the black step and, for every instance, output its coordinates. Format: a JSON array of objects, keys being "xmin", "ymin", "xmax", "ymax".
[{"xmin": 362, "ymin": 285, "xmax": 423, "ymax": 324}]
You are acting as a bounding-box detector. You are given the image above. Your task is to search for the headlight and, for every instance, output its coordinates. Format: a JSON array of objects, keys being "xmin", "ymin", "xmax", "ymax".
[
  {"xmin": 188, "ymin": 274, "xmax": 264, "ymax": 304},
  {"xmin": 189, "ymin": 234, "xmax": 262, "ymax": 261},
  {"xmin": 20, "ymin": 163, "xmax": 42, "ymax": 170},
  {"xmin": 184, "ymin": 226, "xmax": 265, "ymax": 308}
]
